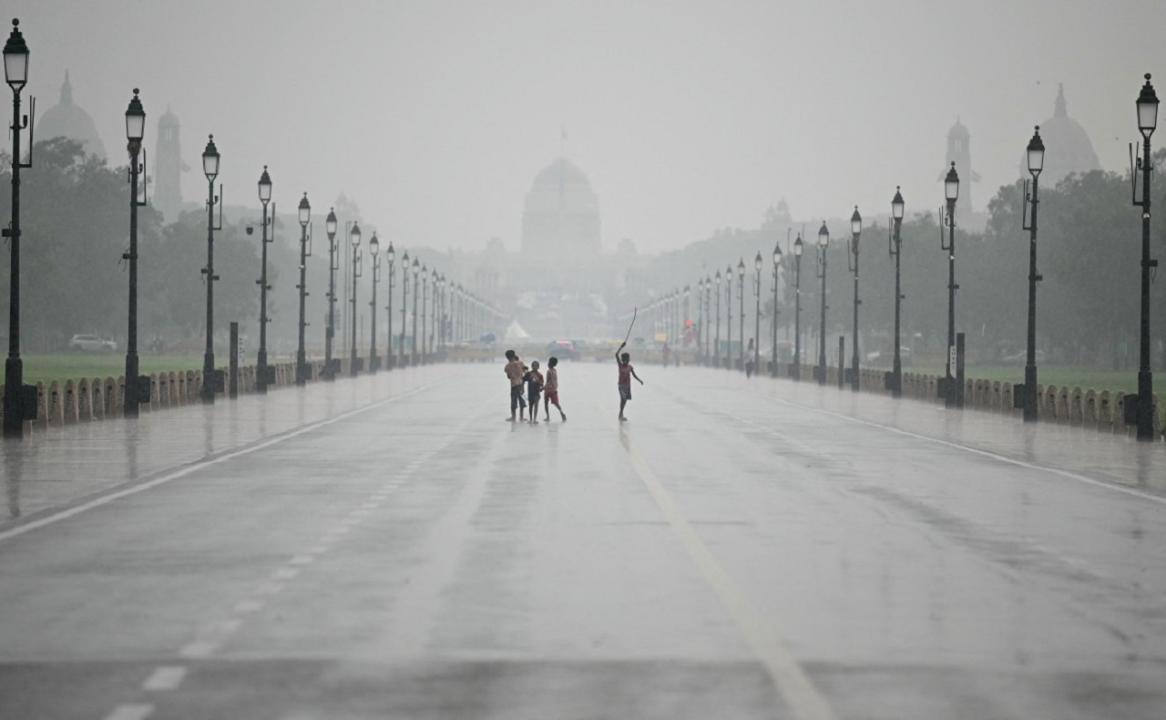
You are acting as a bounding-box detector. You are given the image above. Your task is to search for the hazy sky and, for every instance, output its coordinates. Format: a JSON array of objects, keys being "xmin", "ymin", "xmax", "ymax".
[{"xmin": 8, "ymin": 0, "xmax": 1164, "ymax": 254}]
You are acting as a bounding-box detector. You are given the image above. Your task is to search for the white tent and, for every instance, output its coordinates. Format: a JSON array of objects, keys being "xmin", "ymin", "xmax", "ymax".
[{"xmin": 504, "ymin": 319, "xmax": 531, "ymax": 341}]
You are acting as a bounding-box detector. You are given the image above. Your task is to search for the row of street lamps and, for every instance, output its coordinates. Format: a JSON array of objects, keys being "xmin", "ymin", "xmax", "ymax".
[
  {"xmin": 668, "ymin": 73, "xmax": 1156, "ymax": 436},
  {"xmin": 1, "ymin": 18, "xmax": 504, "ymax": 438}
]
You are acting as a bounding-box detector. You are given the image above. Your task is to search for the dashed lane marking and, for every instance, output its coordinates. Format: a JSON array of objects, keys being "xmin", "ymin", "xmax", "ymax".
[
  {"xmin": 0, "ymin": 384, "xmax": 431, "ymax": 544},
  {"xmin": 103, "ymin": 704, "xmax": 155, "ymax": 720},
  {"xmin": 142, "ymin": 666, "xmax": 187, "ymax": 692},
  {"xmin": 178, "ymin": 641, "xmax": 217, "ymax": 659},
  {"xmin": 615, "ymin": 425, "xmax": 836, "ymax": 720}
]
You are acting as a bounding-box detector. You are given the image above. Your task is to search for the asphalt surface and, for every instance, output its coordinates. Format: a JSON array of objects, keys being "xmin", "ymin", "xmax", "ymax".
[{"xmin": 1, "ymin": 361, "xmax": 1164, "ymax": 719}]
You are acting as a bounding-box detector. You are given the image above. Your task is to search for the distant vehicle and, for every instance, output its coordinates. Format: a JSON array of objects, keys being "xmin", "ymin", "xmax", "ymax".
[
  {"xmin": 546, "ymin": 339, "xmax": 581, "ymax": 360},
  {"xmin": 69, "ymin": 334, "xmax": 117, "ymax": 352},
  {"xmin": 1001, "ymin": 349, "xmax": 1046, "ymax": 365}
]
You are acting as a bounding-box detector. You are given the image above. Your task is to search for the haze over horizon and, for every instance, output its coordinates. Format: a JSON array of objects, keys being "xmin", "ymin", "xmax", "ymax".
[{"xmin": 9, "ymin": 0, "xmax": 1163, "ymax": 255}]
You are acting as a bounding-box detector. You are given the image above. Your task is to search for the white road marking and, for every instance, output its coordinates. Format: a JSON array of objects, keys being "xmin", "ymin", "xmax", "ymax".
[
  {"xmin": 272, "ymin": 567, "xmax": 300, "ymax": 580},
  {"xmin": 0, "ymin": 384, "xmax": 431, "ymax": 544},
  {"xmin": 103, "ymin": 704, "xmax": 155, "ymax": 720},
  {"xmin": 142, "ymin": 665, "xmax": 187, "ymax": 692},
  {"xmin": 234, "ymin": 600, "xmax": 264, "ymax": 614},
  {"xmin": 616, "ymin": 426, "xmax": 836, "ymax": 720},
  {"xmin": 178, "ymin": 641, "xmax": 217, "ymax": 659},
  {"xmin": 769, "ymin": 397, "xmax": 1166, "ymax": 507}
]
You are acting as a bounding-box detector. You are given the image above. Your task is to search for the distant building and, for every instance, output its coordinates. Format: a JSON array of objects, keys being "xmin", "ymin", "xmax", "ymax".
[
  {"xmin": 940, "ymin": 118, "xmax": 979, "ymax": 216},
  {"xmin": 1020, "ymin": 84, "xmax": 1100, "ymax": 185},
  {"xmin": 37, "ymin": 71, "xmax": 106, "ymax": 160},
  {"xmin": 154, "ymin": 107, "xmax": 184, "ymax": 223},
  {"xmin": 521, "ymin": 157, "xmax": 601, "ymax": 263}
]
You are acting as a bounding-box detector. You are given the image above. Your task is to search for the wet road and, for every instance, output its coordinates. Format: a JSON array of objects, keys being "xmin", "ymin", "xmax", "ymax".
[{"xmin": 2, "ymin": 362, "xmax": 1165, "ymax": 719}]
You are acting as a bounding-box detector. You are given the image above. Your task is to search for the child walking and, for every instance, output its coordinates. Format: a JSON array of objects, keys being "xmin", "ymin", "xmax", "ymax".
[
  {"xmin": 615, "ymin": 342, "xmax": 644, "ymax": 422},
  {"xmin": 543, "ymin": 356, "xmax": 567, "ymax": 422},
  {"xmin": 526, "ymin": 360, "xmax": 545, "ymax": 424}
]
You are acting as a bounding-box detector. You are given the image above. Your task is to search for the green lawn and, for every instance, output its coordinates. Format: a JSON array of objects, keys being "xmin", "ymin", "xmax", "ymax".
[
  {"xmin": 910, "ymin": 365, "xmax": 1166, "ymax": 396},
  {"xmin": 18, "ymin": 354, "xmax": 204, "ymax": 386}
]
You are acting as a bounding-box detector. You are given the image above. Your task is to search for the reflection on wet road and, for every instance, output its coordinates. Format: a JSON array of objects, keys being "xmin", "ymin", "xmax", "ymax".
[{"xmin": 1, "ymin": 362, "xmax": 1164, "ymax": 719}]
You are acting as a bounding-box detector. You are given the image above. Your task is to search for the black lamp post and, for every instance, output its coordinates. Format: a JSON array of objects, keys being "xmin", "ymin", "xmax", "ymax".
[
  {"xmin": 256, "ymin": 165, "xmax": 273, "ymax": 393},
  {"xmin": 816, "ymin": 222, "xmax": 830, "ymax": 385},
  {"xmin": 1134, "ymin": 74, "xmax": 1159, "ymax": 440},
  {"xmin": 431, "ymin": 268, "xmax": 439, "ymax": 358},
  {"xmin": 1022, "ymin": 127, "xmax": 1045, "ymax": 422},
  {"xmin": 411, "ymin": 258, "xmax": 419, "ymax": 365},
  {"xmin": 349, "ymin": 222, "xmax": 362, "ymax": 376},
  {"xmin": 200, "ymin": 135, "xmax": 222, "ymax": 402},
  {"xmin": 726, "ymin": 265, "xmax": 733, "ymax": 369},
  {"xmin": 714, "ymin": 271, "xmax": 722, "ymax": 366},
  {"xmin": 3, "ymin": 18, "xmax": 32, "ymax": 437},
  {"xmin": 753, "ymin": 252, "xmax": 762, "ymax": 374},
  {"xmin": 737, "ymin": 259, "xmax": 745, "ymax": 371},
  {"xmin": 771, "ymin": 242, "xmax": 782, "ymax": 377},
  {"xmin": 124, "ymin": 88, "xmax": 146, "ymax": 416},
  {"xmin": 424, "ymin": 263, "xmax": 433, "ymax": 364},
  {"xmin": 295, "ymin": 193, "xmax": 312, "ymax": 385},
  {"xmin": 793, "ymin": 233, "xmax": 803, "ymax": 380},
  {"xmin": 324, "ymin": 208, "xmax": 338, "ymax": 380},
  {"xmin": 399, "ymin": 251, "xmax": 409, "ymax": 366},
  {"xmin": 704, "ymin": 276, "xmax": 712, "ymax": 363},
  {"xmin": 437, "ymin": 273, "xmax": 445, "ymax": 354},
  {"xmin": 385, "ymin": 242, "xmax": 394, "ymax": 369},
  {"xmin": 696, "ymin": 277, "xmax": 705, "ymax": 362},
  {"xmin": 368, "ymin": 233, "xmax": 379, "ymax": 372},
  {"xmin": 848, "ymin": 206, "xmax": 862, "ymax": 392},
  {"xmin": 942, "ymin": 162, "xmax": 960, "ymax": 407},
  {"xmin": 889, "ymin": 187, "xmax": 905, "ymax": 397}
]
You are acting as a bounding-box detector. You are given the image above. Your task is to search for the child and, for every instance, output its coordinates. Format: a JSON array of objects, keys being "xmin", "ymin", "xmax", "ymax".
[
  {"xmin": 615, "ymin": 342, "xmax": 645, "ymax": 422},
  {"xmin": 504, "ymin": 350, "xmax": 527, "ymax": 422},
  {"xmin": 526, "ymin": 360, "xmax": 545, "ymax": 424},
  {"xmin": 544, "ymin": 356, "xmax": 567, "ymax": 422}
]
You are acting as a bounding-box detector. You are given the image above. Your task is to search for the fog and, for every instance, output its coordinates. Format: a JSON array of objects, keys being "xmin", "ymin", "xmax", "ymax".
[{"xmin": 9, "ymin": 0, "xmax": 1163, "ymax": 254}]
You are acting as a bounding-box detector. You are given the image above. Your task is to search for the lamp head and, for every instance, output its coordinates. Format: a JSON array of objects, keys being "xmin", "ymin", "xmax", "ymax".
[
  {"xmin": 793, "ymin": 233, "xmax": 804, "ymax": 256},
  {"xmin": 257, "ymin": 165, "xmax": 272, "ymax": 204},
  {"xmin": 349, "ymin": 221, "xmax": 361, "ymax": 247},
  {"xmin": 891, "ymin": 186, "xmax": 904, "ymax": 220},
  {"xmin": 124, "ymin": 88, "xmax": 145, "ymax": 144},
  {"xmin": 297, "ymin": 193, "xmax": 311, "ymax": 226},
  {"xmin": 3, "ymin": 19, "xmax": 29, "ymax": 91},
  {"xmin": 201, "ymin": 134, "xmax": 220, "ymax": 181},
  {"xmin": 1138, "ymin": 73, "xmax": 1159, "ymax": 138},
  {"xmin": 817, "ymin": 221, "xmax": 829, "ymax": 247},
  {"xmin": 1026, "ymin": 125, "xmax": 1045, "ymax": 176},
  {"xmin": 944, "ymin": 162, "xmax": 959, "ymax": 204},
  {"xmin": 850, "ymin": 206, "xmax": 862, "ymax": 237}
]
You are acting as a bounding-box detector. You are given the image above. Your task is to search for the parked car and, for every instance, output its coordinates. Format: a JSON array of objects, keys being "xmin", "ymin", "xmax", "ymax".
[
  {"xmin": 546, "ymin": 339, "xmax": 581, "ymax": 360},
  {"xmin": 69, "ymin": 334, "xmax": 117, "ymax": 352}
]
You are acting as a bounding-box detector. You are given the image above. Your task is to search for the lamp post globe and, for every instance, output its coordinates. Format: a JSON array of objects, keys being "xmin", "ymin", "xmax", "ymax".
[
  {"xmin": 257, "ymin": 165, "xmax": 272, "ymax": 204},
  {"xmin": 202, "ymin": 134, "xmax": 219, "ymax": 181},
  {"xmin": 3, "ymin": 19, "xmax": 29, "ymax": 91},
  {"xmin": 1137, "ymin": 73, "xmax": 1159, "ymax": 138}
]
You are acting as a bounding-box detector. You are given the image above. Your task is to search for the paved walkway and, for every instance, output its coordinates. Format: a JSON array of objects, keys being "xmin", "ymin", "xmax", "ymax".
[{"xmin": 1, "ymin": 362, "xmax": 1164, "ymax": 719}]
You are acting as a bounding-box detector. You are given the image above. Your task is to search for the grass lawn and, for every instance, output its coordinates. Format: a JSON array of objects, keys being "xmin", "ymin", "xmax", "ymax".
[
  {"xmin": 909, "ymin": 365, "xmax": 1166, "ymax": 396},
  {"xmin": 18, "ymin": 354, "xmax": 204, "ymax": 386}
]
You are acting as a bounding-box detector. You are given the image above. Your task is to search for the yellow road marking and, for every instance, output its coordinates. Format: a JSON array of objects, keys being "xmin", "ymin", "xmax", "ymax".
[{"xmin": 617, "ymin": 427, "xmax": 836, "ymax": 720}]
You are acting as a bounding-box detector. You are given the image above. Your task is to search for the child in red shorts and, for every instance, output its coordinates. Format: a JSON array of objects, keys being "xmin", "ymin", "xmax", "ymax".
[{"xmin": 543, "ymin": 356, "xmax": 566, "ymax": 422}]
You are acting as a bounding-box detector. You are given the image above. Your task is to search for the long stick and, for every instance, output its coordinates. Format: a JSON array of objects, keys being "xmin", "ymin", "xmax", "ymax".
[{"xmin": 622, "ymin": 306, "xmax": 638, "ymax": 345}]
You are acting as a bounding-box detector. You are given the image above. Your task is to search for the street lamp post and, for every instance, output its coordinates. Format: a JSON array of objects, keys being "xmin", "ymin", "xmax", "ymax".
[
  {"xmin": 726, "ymin": 265, "xmax": 733, "ymax": 369},
  {"xmin": 1134, "ymin": 74, "xmax": 1159, "ymax": 440},
  {"xmin": 890, "ymin": 187, "xmax": 905, "ymax": 397},
  {"xmin": 349, "ymin": 222, "xmax": 362, "ymax": 376},
  {"xmin": 368, "ymin": 233, "xmax": 379, "ymax": 372},
  {"xmin": 737, "ymin": 259, "xmax": 745, "ymax": 371},
  {"xmin": 411, "ymin": 259, "xmax": 419, "ymax": 365},
  {"xmin": 324, "ymin": 208, "xmax": 338, "ymax": 380},
  {"xmin": 848, "ymin": 207, "xmax": 862, "ymax": 392},
  {"xmin": 704, "ymin": 276, "xmax": 712, "ymax": 363},
  {"xmin": 697, "ymin": 278, "xmax": 705, "ymax": 362},
  {"xmin": 1022, "ymin": 127, "xmax": 1045, "ymax": 422},
  {"xmin": 200, "ymin": 135, "xmax": 222, "ymax": 401},
  {"xmin": 753, "ymin": 253, "xmax": 761, "ymax": 375},
  {"xmin": 771, "ymin": 242, "xmax": 782, "ymax": 377},
  {"xmin": 385, "ymin": 242, "xmax": 394, "ymax": 369},
  {"xmin": 793, "ymin": 233, "xmax": 804, "ymax": 380},
  {"xmin": 256, "ymin": 166, "xmax": 273, "ymax": 393},
  {"xmin": 3, "ymin": 18, "xmax": 31, "ymax": 437},
  {"xmin": 942, "ymin": 162, "xmax": 960, "ymax": 407},
  {"xmin": 714, "ymin": 271, "xmax": 722, "ymax": 366},
  {"xmin": 816, "ymin": 222, "xmax": 829, "ymax": 386},
  {"xmin": 431, "ymin": 269, "xmax": 439, "ymax": 358},
  {"xmin": 123, "ymin": 89, "xmax": 146, "ymax": 416},
  {"xmin": 295, "ymin": 192, "xmax": 311, "ymax": 385},
  {"xmin": 399, "ymin": 251, "xmax": 409, "ymax": 366},
  {"xmin": 420, "ymin": 265, "xmax": 428, "ymax": 364}
]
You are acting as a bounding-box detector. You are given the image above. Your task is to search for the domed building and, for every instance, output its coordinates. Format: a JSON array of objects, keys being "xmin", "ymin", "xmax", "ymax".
[
  {"xmin": 1020, "ymin": 84, "xmax": 1100, "ymax": 185},
  {"xmin": 37, "ymin": 72, "xmax": 106, "ymax": 160},
  {"xmin": 521, "ymin": 157, "xmax": 601, "ymax": 262}
]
